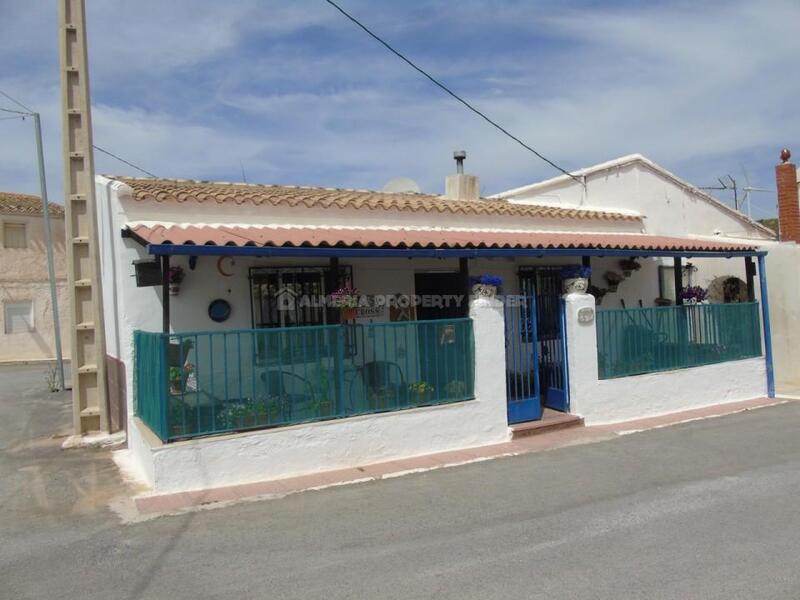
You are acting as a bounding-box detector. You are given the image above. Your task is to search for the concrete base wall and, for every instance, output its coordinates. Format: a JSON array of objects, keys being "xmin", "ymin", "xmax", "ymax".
[
  {"xmin": 128, "ymin": 297, "xmax": 510, "ymax": 494},
  {"xmin": 565, "ymin": 293, "xmax": 768, "ymax": 425}
]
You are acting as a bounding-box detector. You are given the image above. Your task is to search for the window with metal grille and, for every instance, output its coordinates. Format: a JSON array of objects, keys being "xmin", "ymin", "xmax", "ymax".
[
  {"xmin": 3, "ymin": 223, "xmax": 27, "ymax": 249},
  {"xmin": 249, "ymin": 265, "xmax": 353, "ymax": 328},
  {"xmin": 249, "ymin": 265, "xmax": 355, "ymax": 363}
]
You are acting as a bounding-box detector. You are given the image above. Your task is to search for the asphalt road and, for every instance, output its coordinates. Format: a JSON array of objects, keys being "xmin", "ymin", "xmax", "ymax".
[{"xmin": 1, "ymin": 364, "xmax": 799, "ymax": 599}]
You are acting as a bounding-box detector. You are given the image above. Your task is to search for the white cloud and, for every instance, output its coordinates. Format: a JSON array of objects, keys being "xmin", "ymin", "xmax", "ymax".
[{"xmin": 0, "ymin": 0, "xmax": 796, "ymax": 219}]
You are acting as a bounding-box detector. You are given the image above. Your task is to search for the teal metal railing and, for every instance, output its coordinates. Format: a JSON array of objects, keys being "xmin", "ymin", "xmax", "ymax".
[
  {"xmin": 134, "ymin": 318, "xmax": 475, "ymax": 442},
  {"xmin": 596, "ymin": 302, "xmax": 762, "ymax": 380}
]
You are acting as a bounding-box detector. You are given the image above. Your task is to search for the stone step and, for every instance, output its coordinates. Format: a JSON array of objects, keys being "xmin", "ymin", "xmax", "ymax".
[{"xmin": 511, "ymin": 411, "xmax": 584, "ymax": 439}]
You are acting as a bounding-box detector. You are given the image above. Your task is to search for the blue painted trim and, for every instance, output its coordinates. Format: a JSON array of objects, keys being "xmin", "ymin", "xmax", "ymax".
[
  {"xmin": 757, "ymin": 255, "xmax": 775, "ymax": 398},
  {"xmin": 146, "ymin": 243, "xmax": 767, "ymax": 260}
]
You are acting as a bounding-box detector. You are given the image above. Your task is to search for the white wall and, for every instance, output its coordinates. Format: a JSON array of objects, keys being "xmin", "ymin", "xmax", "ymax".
[
  {"xmin": 497, "ymin": 158, "xmax": 773, "ymax": 242},
  {"xmin": 764, "ymin": 243, "xmax": 800, "ymax": 394},
  {"xmin": 128, "ymin": 296, "xmax": 509, "ymax": 493},
  {"xmin": 564, "ymin": 293, "xmax": 768, "ymax": 425}
]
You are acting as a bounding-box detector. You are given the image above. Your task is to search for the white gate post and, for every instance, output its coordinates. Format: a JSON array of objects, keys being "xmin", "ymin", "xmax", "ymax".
[
  {"xmin": 469, "ymin": 295, "xmax": 511, "ymax": 440},
  {"xmin": 562, "ymin": 292, "xmax": 598, "ymax": 419}
]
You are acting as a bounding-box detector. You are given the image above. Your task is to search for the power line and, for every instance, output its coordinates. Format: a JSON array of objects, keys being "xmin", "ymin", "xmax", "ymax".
[
  {"xmin": 324, "ymin": 0, "xmax": 581, "ymax": 183},
  {"xmin": 0, "ymin": 89, "xmax": 33, "ymax": 113},
  {"xmin": 0, "ymin": 98, "xmax": 157, "ymax": 178},
  {"xmin": 93, "ymin": 144, "xmax": 158, "ymax": 178},
  {"xmin": 0, "ymin": 106, "xmax": 30, "ymax": 116}
]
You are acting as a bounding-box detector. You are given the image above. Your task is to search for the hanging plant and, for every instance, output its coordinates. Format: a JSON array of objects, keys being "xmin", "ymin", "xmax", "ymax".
[
  {"xmin": 604, "ymin": 271, "xmax": 623, "ymax": 292},
  {"xmin": 619, "ymin": 258, "xmax": 641, "ymax": 277},
  {"xmin": 168, "ymin": 266, "xmax": 185, "ymax": 296},
  {"xmin": 680, "ymin": 285, "xmax": 708, "ymax": 304},
  {"xmin": 330, "ymin": 286, "xmax": 360, "ymax": 320}
]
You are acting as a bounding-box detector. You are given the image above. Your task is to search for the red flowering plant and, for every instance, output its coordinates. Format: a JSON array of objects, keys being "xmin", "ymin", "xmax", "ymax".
[{"xmin": 329, "ymin": 286, "xmax": 360, "ymax": 309}]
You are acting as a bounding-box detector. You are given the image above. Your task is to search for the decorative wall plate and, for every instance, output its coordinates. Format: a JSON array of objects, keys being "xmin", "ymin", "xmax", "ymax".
[{"xmin": 208, "ymin": 299, "xmax": 232, "ymax": 322}]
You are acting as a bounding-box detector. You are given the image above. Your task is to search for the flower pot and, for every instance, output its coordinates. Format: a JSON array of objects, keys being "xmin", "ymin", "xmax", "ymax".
[
  {"xmin": 169, "ymin": 283, "xmax": 181, "ymax": 296},
  {"xmin": 562, "ymin": 277, "xmax": 588, "ymax": 294},
  {"xmin": 341, "ymin": 307, "xmax": 357, "ymax": 321},
  {"xmin": 471, "ymin": 283, "xmax": 497, "ymax": 298}
]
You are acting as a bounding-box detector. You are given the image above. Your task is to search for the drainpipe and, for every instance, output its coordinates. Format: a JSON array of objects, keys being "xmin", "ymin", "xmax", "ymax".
[{"xmin": 757, "ymin": 254, "xmax": 775, "ymax": 398}]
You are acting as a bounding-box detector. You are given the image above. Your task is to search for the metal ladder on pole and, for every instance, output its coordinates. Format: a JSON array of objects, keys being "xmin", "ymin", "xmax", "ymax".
[{"xmin": 58, "ymin": 0, "xmax": 109, "ymax": 434}]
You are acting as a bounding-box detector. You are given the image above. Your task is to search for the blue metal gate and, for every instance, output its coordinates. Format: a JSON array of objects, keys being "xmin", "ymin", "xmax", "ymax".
[
  {"xmin": 504, "ymin": 295, "xmax": 542, "ymax": 424},
  {"xmin": 505, "ymin": 268, "xmax": 570, "ymax": 423}
]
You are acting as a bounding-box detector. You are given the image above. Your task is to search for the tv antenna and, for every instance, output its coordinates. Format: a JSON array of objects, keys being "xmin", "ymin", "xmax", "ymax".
[{"xmin": 740, "ymin": 164, "xmax": 774, "ymax": 220}]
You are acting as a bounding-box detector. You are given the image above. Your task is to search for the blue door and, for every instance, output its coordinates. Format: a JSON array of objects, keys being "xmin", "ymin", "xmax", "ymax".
[
  {"xmin": 519, "ymin": 268, "xmax": 570, "ymax": 413},
  {"xmin": 504, "ymin": 295, "xmax": 543, "ymax": 424}
]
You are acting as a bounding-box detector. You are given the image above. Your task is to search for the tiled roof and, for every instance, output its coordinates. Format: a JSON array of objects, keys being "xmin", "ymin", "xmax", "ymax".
[
  {"xmin": 0, "ymin": 192, "xmax": 64, "ymax": 217},
  {"xmin": 127, "ymin": 223, "xmax": 757, "ymax": 253},
  {"xmin": 111, "ymin": 177, "xmax": 640, "ymax": 223}
]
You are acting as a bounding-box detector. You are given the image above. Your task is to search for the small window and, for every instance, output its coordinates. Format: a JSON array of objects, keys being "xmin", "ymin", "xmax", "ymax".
[
  {"xmin": 3, "ymin": 222, "xmax": 27, "ymax": 249},
  {"xmin": 4, "ymin": 301, "xmax": 34, "ymax": 334}
]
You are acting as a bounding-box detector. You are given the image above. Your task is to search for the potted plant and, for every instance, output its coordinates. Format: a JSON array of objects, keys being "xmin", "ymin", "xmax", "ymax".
[
  {"xmin": 169, "ymin": 362, "xmax": 193, "ymax": 395},
  {"xmin": 330, "ymin": 286, "xmax": 360, "ymax": 320},
  {"xmin": 559, "ymin": 265, "xmax": 591, "ymax": 294},
  {"xmin": 619, "ymin": 258, "xmax": 641, "ymax": 278},
  {"xmin": 680, "ymin": 285, "xmax": 708, "ymax": 305},
  {"xmin": 408, "ymin": 381, "xmax": 435, "ymax": 404},
  {"xmin": 470, "ymin": 274, "xmax": 503, "ymax": 298},
  {"xmin": 168, "ymin": 265, "xmax": 185, "ymax": 296},
  {"xmin": 604, "ymin": 271, "xmax": 624, "ymax": 292}
]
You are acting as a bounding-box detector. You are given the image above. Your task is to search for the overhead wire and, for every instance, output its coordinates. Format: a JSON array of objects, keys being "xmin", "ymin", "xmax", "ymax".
[{"xmin": 324, "ymin": 0, "xmax": 581, "ymax": 183}]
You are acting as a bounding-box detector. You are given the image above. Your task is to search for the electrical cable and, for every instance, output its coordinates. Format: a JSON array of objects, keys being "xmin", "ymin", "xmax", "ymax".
[{"xmin": 324, "ymin": 0, "xmax": 581, "ymax": 183}]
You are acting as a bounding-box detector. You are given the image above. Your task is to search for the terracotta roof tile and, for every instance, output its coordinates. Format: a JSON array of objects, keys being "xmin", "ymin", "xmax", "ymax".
[
  {"xmin": 110, "ymin": 177, "xmax": 640, "ymax": 223},
  {"xmin": 128, "ymin": 224, "xmax": 757, "ymax": 253},
  {"xmin": 0, "ymin": 192, "xmax": 64, "ymax": 217}
]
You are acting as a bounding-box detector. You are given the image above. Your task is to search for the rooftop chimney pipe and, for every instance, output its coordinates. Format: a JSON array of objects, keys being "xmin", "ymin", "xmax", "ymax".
[
  {"xmin": 446, "ymin": 150, "xmax": 479, "ymax": 201},
  {"xmin": 454, "ymin": 150, "xmax": 466, "ymax": 174}
]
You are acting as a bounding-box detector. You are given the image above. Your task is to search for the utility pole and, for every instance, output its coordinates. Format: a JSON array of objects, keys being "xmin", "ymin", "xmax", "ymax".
[
  {"xmin": 58, "ymin": 0, "xmax": 109, "ymax": 434},
  {"xmin": 33, "ymin": 113, "xmax": 66, "ymax": 392}
]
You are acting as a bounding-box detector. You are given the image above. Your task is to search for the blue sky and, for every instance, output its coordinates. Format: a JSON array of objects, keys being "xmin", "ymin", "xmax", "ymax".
[{"xmin": 2, "ymin": 0, "xmax": 798, "ymax": 219}]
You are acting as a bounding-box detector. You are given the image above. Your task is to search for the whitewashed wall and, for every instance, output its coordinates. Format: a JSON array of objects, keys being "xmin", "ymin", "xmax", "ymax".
[
  {"xmin": 129, "ymin": 296, "xmax": 509, "ymax": 494},
  {"xmin": 564, "ymin": 293, "xmax": 768, "ymax": 425}
]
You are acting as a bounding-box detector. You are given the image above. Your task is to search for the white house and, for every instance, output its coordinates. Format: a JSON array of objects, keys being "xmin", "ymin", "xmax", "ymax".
[{"xmin": 96, "ymin": 153, "xmax": 773, "ymax": 495}]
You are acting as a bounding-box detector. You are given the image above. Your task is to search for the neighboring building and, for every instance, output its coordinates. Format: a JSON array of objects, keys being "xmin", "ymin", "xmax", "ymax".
[
  {"xmin": 0, "ymin": 192, "xmax": 69, "ymax": 363},
  {"xmin": 95, "ymin": 152, "xmax": 772, "ymax": 495}
]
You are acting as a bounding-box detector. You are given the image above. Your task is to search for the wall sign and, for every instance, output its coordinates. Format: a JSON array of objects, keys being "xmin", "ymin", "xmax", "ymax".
[{"xmin": 577, "ymin": 307, "xmax": 595, "ymax": 324}]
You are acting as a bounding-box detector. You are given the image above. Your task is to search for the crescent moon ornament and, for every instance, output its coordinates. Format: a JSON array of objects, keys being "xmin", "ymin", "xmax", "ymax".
[{"xmin": 217, "ymin": 256, "xmax": 234, "ymax": 277}]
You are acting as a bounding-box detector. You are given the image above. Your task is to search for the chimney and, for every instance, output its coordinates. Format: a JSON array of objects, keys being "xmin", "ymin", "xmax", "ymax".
[
  {"xmin": 445, "ymin": 150, "xmax": 480, "ymax": 201},
  {"xmin": 776, "ymin": 148, "xmax": 800, "ymax": 243}
]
